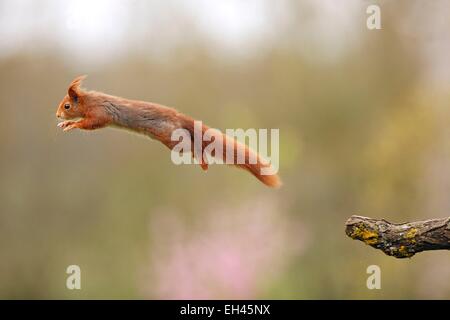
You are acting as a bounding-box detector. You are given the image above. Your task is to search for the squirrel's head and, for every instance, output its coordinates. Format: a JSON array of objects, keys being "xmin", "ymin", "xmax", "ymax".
[{"xmin": 56, "ymin": 75, "xmax": 87, "ymax": 120}]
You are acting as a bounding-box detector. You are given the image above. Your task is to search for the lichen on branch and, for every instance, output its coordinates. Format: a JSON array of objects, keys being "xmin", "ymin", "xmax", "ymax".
[{"xmin": 345, "ymin": 215, "xmax": 450, "ymax": 258}]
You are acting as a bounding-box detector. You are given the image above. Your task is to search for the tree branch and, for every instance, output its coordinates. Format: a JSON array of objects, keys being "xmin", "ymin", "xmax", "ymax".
[{"xmin": 345, "ymin": 215, "xmax": 450, "ymax": 258}]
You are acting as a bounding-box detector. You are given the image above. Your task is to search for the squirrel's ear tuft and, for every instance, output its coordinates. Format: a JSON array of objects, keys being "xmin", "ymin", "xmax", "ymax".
[{"xmin": 68, "ymin": 75, "xmax": 87, "ymax": 101}]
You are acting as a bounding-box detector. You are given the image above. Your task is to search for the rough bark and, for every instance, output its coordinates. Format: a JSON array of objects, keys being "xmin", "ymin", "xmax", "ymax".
[{"xmin": 345, "ymin": 215, "xmax": 450, "ymax": 258}]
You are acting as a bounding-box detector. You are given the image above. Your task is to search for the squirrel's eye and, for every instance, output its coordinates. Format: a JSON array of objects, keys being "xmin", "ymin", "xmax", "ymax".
[{"xmin": 64, "ymin": 103, "xmax": 70, "ymax": 110}]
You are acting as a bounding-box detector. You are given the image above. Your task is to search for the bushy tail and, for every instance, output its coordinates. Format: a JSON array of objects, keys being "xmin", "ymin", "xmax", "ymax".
[{"xmin": 180, "ymin": 117, "xmax": 282, "ymax": 188}]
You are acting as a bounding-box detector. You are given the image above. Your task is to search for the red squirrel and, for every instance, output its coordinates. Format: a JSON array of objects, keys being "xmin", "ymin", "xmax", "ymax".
[{"xmin": 56, "ymin": 76, "xmax": 281, "ymax": 188}]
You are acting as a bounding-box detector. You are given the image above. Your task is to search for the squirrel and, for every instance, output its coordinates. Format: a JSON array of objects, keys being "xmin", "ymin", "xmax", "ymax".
[{"xmin": 56, "ymin": 76, "xmax": 281, "ymax": 188}]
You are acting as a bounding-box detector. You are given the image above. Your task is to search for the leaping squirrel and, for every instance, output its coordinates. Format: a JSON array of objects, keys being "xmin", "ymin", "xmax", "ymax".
[{"xmin": 56, "ymin": 76, "xmax": 281, "ymax": 188}]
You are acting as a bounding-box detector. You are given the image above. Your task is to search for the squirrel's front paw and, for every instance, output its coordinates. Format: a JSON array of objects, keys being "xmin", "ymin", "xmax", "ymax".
[
  {"xmin": 63, "ymin": 123, "xmax": 79, "ymax": 131},
  {"xmin": 57, "ymin": 121, "xmax": 78, "ymax": 131},
  {"xmin": 58, "ymin": 121, "xmax": 73, "ymax": 128}
]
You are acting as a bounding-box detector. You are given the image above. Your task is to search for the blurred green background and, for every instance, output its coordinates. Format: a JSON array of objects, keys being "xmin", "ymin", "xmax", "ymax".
[{"xmin": 0, "ymin": 0, "xmax": 449, "ymax": 299}]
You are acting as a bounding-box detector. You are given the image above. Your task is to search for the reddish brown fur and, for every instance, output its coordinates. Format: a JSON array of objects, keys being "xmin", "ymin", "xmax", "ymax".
[{"xmin": 56, "ymin": 76, "xmax": 281, "ymax": 188}]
